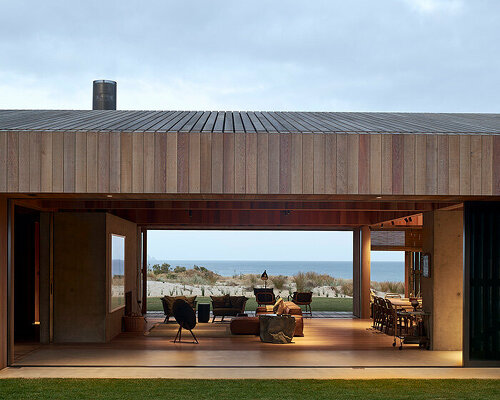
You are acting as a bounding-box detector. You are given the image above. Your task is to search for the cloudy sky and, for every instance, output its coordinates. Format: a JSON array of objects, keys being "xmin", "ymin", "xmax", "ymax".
[
  {"xmin": 1, "ymin": 1, "xmax": 493, "ymax": 264},
  {"xmin": 1, "ymin": 0, "xmax": 498, "ymax": 112}
]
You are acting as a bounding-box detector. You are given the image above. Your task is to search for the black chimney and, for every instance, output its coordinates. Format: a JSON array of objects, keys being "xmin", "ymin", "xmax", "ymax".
[{"xmin": 92, "ymin": 80, "xmax": 117, "ymax": 110}]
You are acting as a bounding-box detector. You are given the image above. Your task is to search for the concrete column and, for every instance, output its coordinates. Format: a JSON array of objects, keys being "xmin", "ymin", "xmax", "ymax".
[
  {"xmin": 404, "ymin": 251, "xmax": 411, "ymax": 297},
  {"xmin": 421, "ymin": 210, "xmax": 463, "ymax": 351},
  {"xmin": 352, "ymin": 229, "xmax": 360, "ymax": 318},
  {"xmin": 360, "ymin": 226, "xmax": 371, "ymax": 319}
]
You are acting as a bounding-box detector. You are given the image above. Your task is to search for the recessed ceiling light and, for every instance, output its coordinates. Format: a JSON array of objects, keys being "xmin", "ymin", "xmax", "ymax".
[
  {"xmin": 375, "ymin": 196, "xmax": 382, "ymax": 199},
  {"xmin": 106, "ymin": 194, "xmax": 113, "ymax": 198}
]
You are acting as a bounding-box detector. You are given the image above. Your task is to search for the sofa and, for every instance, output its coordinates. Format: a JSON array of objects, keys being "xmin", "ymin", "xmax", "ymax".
[
  {"xmin": 161, "ymin": 295, "xmax": 197, "ymax": 323},
  {"xmin": 230, "ymin": 298, "xmax": 304, "ymax": 337},
  {"xmin": 211, "ymin": 294, "xmax": 248, "ymax": 322}
]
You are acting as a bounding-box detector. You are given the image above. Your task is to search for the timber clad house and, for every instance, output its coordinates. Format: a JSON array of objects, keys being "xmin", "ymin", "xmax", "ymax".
[{"xmin": 0, "ymin": 101, "xmax": 499, "ymax": 368}]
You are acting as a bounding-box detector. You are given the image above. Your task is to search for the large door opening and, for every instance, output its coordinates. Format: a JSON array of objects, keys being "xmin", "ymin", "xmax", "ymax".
[{"xmin": 13, "ymin": 206, "xmax": 40, "ymax": 349}]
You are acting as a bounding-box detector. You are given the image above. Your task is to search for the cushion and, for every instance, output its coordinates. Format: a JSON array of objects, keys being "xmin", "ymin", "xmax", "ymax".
[
  {"xmin": 273, "ymin": 298, "xmax": 284, "ymax": 314},
  {"xmin": 229, "ymin": 296, "xmax": 247, "ymax": 310},
  {"xmin": 163, "ymin": 296, "xmax": 187, "ymax": 315},
  {"xmin": 184, "ymin": 296, "xmax": 197, "ymax": 307},
  {"xmin": 211, "ymin": 294, "xmax": 230, "ymax": 308}
]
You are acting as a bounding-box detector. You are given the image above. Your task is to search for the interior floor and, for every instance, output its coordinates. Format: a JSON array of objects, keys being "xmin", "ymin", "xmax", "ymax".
[{"xmin": 12, "ymin": 318, "xmax": 461, "ymax": 367}]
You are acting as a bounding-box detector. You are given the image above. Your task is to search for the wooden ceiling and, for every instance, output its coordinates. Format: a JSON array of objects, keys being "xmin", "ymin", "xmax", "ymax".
[{"xmin": 14, "ymin": 198, "xmax": 456, "ymax": 229}]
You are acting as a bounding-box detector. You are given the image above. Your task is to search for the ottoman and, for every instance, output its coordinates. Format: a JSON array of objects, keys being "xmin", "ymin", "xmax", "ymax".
[{"xmin": 230, "ymin": 316, "xmax": 260, "ymax": 335}]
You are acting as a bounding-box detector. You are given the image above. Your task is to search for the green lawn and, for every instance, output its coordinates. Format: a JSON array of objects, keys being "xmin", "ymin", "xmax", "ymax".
[
  {"xmin": 0, "ymin": 379, "xmax": 498, "ymax": 400},
  {"xmin": 147, "ymin": 296, "xmax": 353, "ymax": 312}
]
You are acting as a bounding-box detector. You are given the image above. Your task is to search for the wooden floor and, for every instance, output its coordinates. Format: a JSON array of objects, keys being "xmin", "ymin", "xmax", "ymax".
[{"xmin": 12, "ymin": 318, "xmax": 461, "ymax": 368}]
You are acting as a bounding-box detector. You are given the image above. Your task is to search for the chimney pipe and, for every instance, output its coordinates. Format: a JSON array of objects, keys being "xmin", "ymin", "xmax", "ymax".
[{"xmin": 92, "ymin": 80, "xmax": 117, "ymax": 110}]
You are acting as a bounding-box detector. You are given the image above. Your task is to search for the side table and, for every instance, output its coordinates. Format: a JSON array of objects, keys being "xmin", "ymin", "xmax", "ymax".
[{"xmin": 197, "ymin": 303, "xmax": 210, "ymax": 323}]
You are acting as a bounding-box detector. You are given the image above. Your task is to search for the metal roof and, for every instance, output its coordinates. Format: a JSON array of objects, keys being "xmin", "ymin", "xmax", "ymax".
[{"xmin": 0, "ymin": 109, "xmax": 499, "ymax": 134}]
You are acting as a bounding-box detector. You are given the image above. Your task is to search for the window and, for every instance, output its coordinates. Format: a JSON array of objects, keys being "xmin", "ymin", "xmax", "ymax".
[{"xmin": 110, "ymin": 234, "xmax": 125, "ymax": 312}]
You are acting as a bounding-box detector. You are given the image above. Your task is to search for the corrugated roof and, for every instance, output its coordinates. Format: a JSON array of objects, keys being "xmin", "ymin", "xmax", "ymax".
[{"xmin": 0, "ymin": 110, "xmax": 499, "ymax": 134}]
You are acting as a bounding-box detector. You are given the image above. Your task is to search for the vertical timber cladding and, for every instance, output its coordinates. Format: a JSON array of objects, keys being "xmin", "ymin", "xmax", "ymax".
[
  {"xmin": 464, "ymin": 202, "xmax": 500, "ymax": 366},
  {"xmin": 1, "ymin": 130, "xmax": 500, "ymax": 195}
]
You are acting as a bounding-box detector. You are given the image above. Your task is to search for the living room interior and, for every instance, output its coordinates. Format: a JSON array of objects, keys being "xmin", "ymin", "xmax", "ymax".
[{"xmin": 8, "ymin": 197, "xmax": 464, "ymax": 368}]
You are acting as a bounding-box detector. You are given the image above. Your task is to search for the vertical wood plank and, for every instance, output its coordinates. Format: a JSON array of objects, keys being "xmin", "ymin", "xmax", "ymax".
[
  {"xmin": 211, "ymin": 133, "xmax": 223, "ymax": 193},
  {"xmin": 381, "ymin": 134, "xmax": 392, "ymax": 195},
  {"xmin": 189, "ymin": 132, "xmax": 200, "ymax": 193},
  {"xmin": 18, "ymin": 132, "xmax": 30, "ymax": 192},
  {"xmin": 302, "ymin": 133, "xmax": 314, "ymax": 194},
  {"xmin": 403, "ymin": 135, "xmax": 415, "ymax": 195},
  {"xmin": 234, "ymin": 133, "xmax": 246, "ymax": 194},
  {"xmin": 470, "ymin": 136, "xmax": 482, "ymax": 195},
  {"xmin": 132, "ymin": 132, "xmax": 144, "ymax": 193},
  {"xmin": 166, "ymin": 133, "xmax": 178, "ymax": 193},
  {"xmin": 86, "ymin": 132, "xmax": 98, "ymax": 193},
  {"xmin": 347, "ymin": 134, "xmax": 359, "ymax": 194},
  {"xmin": 109, "ymin": 132, "xmax": 121, "ymax": 193},
  {"xmin": 493, "ymin": 136, "xmax": 500, "ymax": 195},
  {"xmin": 459, "ymin": 135, "xmax": 471, "ymax": 195},
  {"xmin": 481, "ymin": 135, "xmax": 493, "ymax": 195},
  {"xmin": 177, "ymin": 132, "xmax": 189, "ymax": 193},
  {"xmin": 415, "ymin": 135, "xmax": 426, "ymax": 195},
  {"xmin": 336, "ymin": 134, "xmax": 348, "ymax": 194},
  {"xmin": 257, "ymin": 133, "xmax": 269, "ymax": 194},
  {"xmin": 313, "ymin": 133, "xmax": 325, "ymax": 194},
  {"xmin": 40, "ymin": 133, "xmax": 53, "ymax": 192},
  {"xmin": 143, "ymin": 133, "xmax": 155, "ymax": 193},
  {"xmin": 7, "ymin": 132, "xmax": 19, "ymax": 192},
  {"xmin": 223, "ymin": 133, "xmax": 235, "ymax": 193},
  {"xmin": 291, "ymin": 133, "xmax": 303, "ymax": 194},
  {"xmin": 63, "ymin": 132, "xmax": 75, "ymax": 193},
  {"xmin": 324, "ymin": 133, "xmax": 336, "ymax": 194},
  {"xmin": 200, "ymin": 132, "xmax": 212, "ymax": 193},
  {"xmin": 369, "ymin": 134, "xmax": 381, "ymax": 194},
  {"xmin": 97, "ymin": 133, "xmax": 110, "ymax": 193},
  {"xmin": 52, "ymin": 132, "xmax": 64, "ymax": 192},
  {"xmin": 437, "ymin": 135, "xmax": 449, "ymax": 195},
  {"xmin": 0, "ymin": 133, "xmax": 7, "ymax": 192},
  {"xmin": 392, "ymin": 134, "xmax": 403, "ymax": 195},
  {"xmin": 154, "ymin": 133, "xmax": 165, "ymax": 193},
  {"xmin": 120, "ymin": 132, "xmax": 132, "ymax": 193},
  {"xmin": 425, "ymin": 135, "xmax": 437, "ymax": 195},
  {"xmin": 75, "ymin": 132, "xmax": 87, "ymax": 193},
  {"xmin": 245, "ymin": 133, "xmax": 257, "ymax": 194},
  {"xmin": 358, "ymin": 134, "xmax": 369, "ymax": 194},
  {"xmin": 268, "ymin": 133, "xmax": 280, "ymax": 194},
  {"xmin": 29, "ymin": 132, "xmax": 41, "ymax": 192},
  {"xmin": 279, "ymin": 133, "xmax": 291, "ymax": 194},
  {"xmin": 448, "ymin": 135, "xmax": 460, "ymax": 195}
]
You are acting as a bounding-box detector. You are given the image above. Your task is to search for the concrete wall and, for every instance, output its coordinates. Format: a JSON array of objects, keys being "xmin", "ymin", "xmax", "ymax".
[
  {"xmin": 52, "ymin": 213, "xmax": 138, "ymax": 343},
  {"xmin": 422, "ymin": 210, "xmax": 463, "ymax": 351},
  {"xmin": 53, "ymin": 213, "xmax": 107, "ymax": 343},
  {"xmin": 105, "ymin": 214, "xmax": 139, "ymax": 342},
  {"xmin": 0, "ymin": 198, "xmax": 7, "ymax": 369}
]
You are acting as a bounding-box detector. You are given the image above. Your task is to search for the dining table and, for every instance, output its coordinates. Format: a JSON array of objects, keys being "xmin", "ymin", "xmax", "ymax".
[{"xmin": 387, "ymin": 297, "xmax": 422, "ymax": 310}]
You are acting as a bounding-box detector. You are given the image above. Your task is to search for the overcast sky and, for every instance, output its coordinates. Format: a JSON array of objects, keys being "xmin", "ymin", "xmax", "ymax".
[
  {"xmin": 2, "ymin": 1, "xmax": 493, "ymax": 262},
  {"xmin": 1, "ymin": 0, "xmax": 498, "ymax": 112}
]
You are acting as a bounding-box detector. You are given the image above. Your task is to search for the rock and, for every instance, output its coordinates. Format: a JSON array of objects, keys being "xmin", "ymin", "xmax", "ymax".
[{"xmin": 259, "ymin": 314, "xmax": 296, "ymax": 344}]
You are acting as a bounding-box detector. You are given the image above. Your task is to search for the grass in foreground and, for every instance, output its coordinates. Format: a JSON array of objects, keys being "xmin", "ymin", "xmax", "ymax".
[
  {"xmin": 0, "ymin": 379, "xmax": 498, "ymax": 400},
  {"xmin": 147, "ymin": 296, "xmax": 353, "ymax": 312}
]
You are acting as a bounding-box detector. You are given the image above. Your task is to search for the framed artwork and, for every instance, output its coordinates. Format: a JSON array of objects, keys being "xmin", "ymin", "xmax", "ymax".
[{"xmin": 422, "ymin": 253, "xmax": 431, "ymax": 278}]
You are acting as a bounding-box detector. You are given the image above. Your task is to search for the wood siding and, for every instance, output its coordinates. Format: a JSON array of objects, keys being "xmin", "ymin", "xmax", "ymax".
[{"xmin": 1, "ymin": 131, "xmax": 499, "ymax": 196}]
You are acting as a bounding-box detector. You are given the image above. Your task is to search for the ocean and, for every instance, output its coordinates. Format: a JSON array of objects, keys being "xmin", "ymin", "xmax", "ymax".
[{"xmin": 149, "ymin": 260, "xmax": 404, "ymax": 282}]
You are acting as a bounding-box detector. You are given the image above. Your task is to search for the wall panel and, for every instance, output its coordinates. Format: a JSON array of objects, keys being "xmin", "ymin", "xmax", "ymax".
[{"xmin": 2, "ymin": 131, "xmax": 497, "ymax": 197}]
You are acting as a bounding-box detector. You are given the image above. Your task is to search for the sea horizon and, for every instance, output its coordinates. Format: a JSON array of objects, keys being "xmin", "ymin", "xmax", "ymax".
[{"xmin": 147, "ymin": 259, "xmax": 404, "ymax": 282}]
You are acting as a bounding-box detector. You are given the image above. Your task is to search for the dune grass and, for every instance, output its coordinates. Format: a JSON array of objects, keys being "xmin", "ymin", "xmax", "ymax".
[
  {"xmin": 0, "ymin": 379, "xmax": 498, "ymax": 400},
  {"xmin": 147, "ymin": 296, "xmax": 353, "ymax": 312}
]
